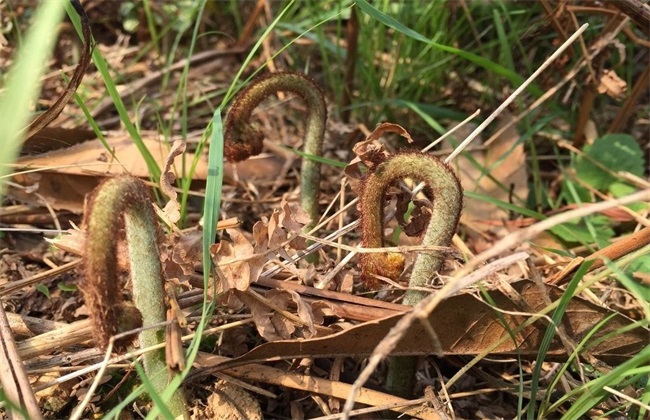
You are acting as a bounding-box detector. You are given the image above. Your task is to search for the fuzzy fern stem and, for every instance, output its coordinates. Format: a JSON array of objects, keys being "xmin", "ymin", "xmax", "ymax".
[
  {"xmin": 360, "ymin": 152, "xmax": 463, "ymax": 295},
  {"xmin": 359, "ymin": 152, "xmax": 462, "ymax": 399},
  {"xmin": 82, "ymin": 175, "xmax": 186, "ymax": 418},
  {"xmin": 224, "ymin": 71, "xmax": 327, "ymax": 232}
]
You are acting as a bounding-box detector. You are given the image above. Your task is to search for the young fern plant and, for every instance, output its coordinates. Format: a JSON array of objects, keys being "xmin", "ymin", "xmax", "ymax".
[
  {"xmin": 224, "ymin": 71, "xmax": 327, "ymax": 232},
  {"xmin": 359, "ymin": 152, "xmax": 463, "ymax": 398},
  {"xmin": 82, "ymin": 175, "xmax": 186, "ymax": 418},
  {"xmin": 360, "ymin": 152, "xmax": 463, "ymax": 297}
]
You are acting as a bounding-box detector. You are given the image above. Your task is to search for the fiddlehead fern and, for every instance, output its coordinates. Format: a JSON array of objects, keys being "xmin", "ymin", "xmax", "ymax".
[
  {"xmin": 359, "ymin": 151, "xmax": 463, "ymax": 399},
  {"xmin": 359, "ymin": 152, "xmax": 463, "ymax": 298},
  {"xmin": 224, "ymin": 71, "xmax": 327, "ymax": 231},
  {"xmin": 82, "ymin": 175, "xmax": 186, "ymax": 417}
]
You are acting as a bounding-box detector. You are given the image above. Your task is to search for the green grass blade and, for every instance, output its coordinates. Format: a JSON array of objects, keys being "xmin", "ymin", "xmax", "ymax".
[
  {"xmin": 179, "ymin": 108, "xmax": 224, "ymax": 373},
  {"xmin": 563, "ymin": 346, "xmax": 650, "ymax": 418},
  {"xmin": 355, "ymin": 0, "xmax": 542, "ymax": 96},
  {"xmin": 0, "ymin": 0, "xmax": 66, "ymax": 199},
  {"xmin": 64, "ymin": 2, "xmax": 161, "ymax": 180},
  {"xmin": 347, "ymin": 99, "xmax": 469, "ymax": 121},
  {"xmin": 285, "ymin": 146, "xmax": 347, "ymax": 168},
  {"xmin": 604, "ymin": 259, "xmax": 650, "ymax": 320},
  {"xmin": 464, "ymin": 191, "xmax": 582, "ymax": 241},
  {"xmin": 202, "ymin": 109, "xmax": 224, "ymax": 284},
  {"xmin": 540, "ymin": 314, "xmax": 638, "ymax": 417},
  {"xmin": 71, "ymin": 85, "xmax": 121, "ymax": 166},
  {"xmin": 221, "ymin": 0, "xmax": 297, "ymax": 106},
  {"xmin": 103, "ymin": 384, "xmax": 145, "ymax": 419},
  {"xmin": 492, "ymin": 9, "xmax": 515, "ymax": 72},
  {"xmin": 135, "ymin": 363, "xmax": 174, "ymax": 420},
  {"xmin": 527, "ymin": 260, "xmax": 594, "ymax": 419},
  {"xmin": 140, "ymin": 109, "xmax": 225, "ymax": 419},
  {"xmin": 480, "ymin": 286, "xmax": 526, "ymax": 416}
]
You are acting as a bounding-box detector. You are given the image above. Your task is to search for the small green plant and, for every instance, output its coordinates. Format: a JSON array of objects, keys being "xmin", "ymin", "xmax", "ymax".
[
  {"xmin": 81, "ymin": 175, "xmax": 186, "ymax": 418},
  {"xmin": 358, "ymin": 151, "xmax": 463, "ymax": 398},
  {"xmin": 554, "ymin": 133, "xmax": 647, "ymax": 247},
  {"xmin": 574, "ymin": 133, "xmax": 645, "ymax": 195},
  {"xmin": 224, "ymin": 71, "xmax": 327, "ymax": 231}
]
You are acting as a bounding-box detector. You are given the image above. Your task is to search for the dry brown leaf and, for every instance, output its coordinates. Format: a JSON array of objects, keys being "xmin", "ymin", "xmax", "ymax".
[
  {"xmin": 231, "ymin": 288, "xmax": 321, "ymax": 342},
  {"xmin": 267, "ymin": 211, "xmax": 287, "ymax": 249},
  {"xmin": 446, "ymin": 116, "xmax": 528, "ymax": 225},
  {"xmin": 12, "ymin": 134, "xmax": 208, "ymax": 212},
  {"xmin": 21, "ymin": 127, "xmax": 96, "ymax": 155},
  {"xmin": 278, "ymin": 201, "xmax": 309, "ymax": 249},
  {"xmin": 159, "ymin": 139, "xmax": 186, "ymax": 224},
  {"xmin": 364, "ymin": 122, "xmax": 415, "ymax": 144},
  {"xmin": 251, "ymin": 219, "xmax": 269, "ymax": 250},
  {"xmin": 219, "ymin": 327, "xmax": 251, "ymax": 357},
  {"xmin": 160, "ymin": 230, "xmax": 202, "ymax": 286},
  {"xmin": 9, "ymin": 173, "xmax": 100, "ymax": 214},
  {"xmin": 212, "ymin": 229, "xmax": 265, "ymax": 291},
  {"xmin": 597, "ymin": 69, "xmax": 627, "ymax": 99},
  {"xmin": 343, "ymin": 156, "xmax": 371, "ymax": 196},
  {"xmin": 47, "ymin": 227, "xmax": 85, "ymax": 255},
  {"xmin": 310, "ymin": 301, "xmax": 333, "ymax": 323},
  {"xmin": 265, "ymin": 203, "xmax": 308, "ymax": 250},
  {"xmin": 279, "ymin": 201, "xmax": 311, "ymax": 232},
  {"xmin": 213, "ymin": 202, "xmax": 311, "ymax": 295},
  {"xmin": 201, "ymin": 380, "xmax": 262, "ymax": 420},
  {"xmin": 395, "ymin": 190, "xmax": 433, "ymax": 237},
  {"xmin": 48, "ymin": 225, "xmax": 133, "ymax": 273},
  {"xmin": 268, "ymin": 289, "xmax": 317, "ymax": 338},
  {"xmin": 171, "ymin": 230, "xmax": 203, "ymax": 275},
  {"xmin": 214, "ymin": 280, "xmax": 647, "ymax": 368},
  {"xmin": 235, "ymin": 291, "xmax": 293, "ymax": 341},
  {"xmin": 344, "ymin": 122, "xmax": 413, "ymax": 195},
  {"xmin": 16, "ymin": 133, "xmax": 208, "ymax": 178},
  {"xmin": 224, "ymin": 155, "xmax": 286, "ymax": 182}
]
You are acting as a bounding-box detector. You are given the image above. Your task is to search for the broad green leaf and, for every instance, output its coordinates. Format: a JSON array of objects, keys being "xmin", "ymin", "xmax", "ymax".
[
  {"xmin": 57, "ymin": 283, "xmax": 78, "ymax": 292},
  {"xmin": 35, "ymin": 284, "xmax": 50, "ymax": 299},
  {"xmin": 550, "ymin": 216, "xmax": 614, "ymax": 245},
  {"xmin": 576, "ymin": 134, "xmax": 644, "ymax": 191}
]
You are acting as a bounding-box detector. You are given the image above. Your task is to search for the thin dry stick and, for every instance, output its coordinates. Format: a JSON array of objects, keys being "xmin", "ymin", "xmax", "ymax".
[
  {"xmin": 0, "ymin": 304, "xmax": 43, "ymax": 420},
  {"xmin": 0, "ymin": 259, "xmax": 81, "ymax": 296},
  {"xmin": 194, "ymin": 353, "xmax": 445, "ymax": 420},
  {"xmin": 603, "ymin": 386, "xmax": 650, "ymax": 411},
  {"xmin": 341, "ymin": 22, "xmax": 592, "ymax": 420},
  {"xmin": 31, "ymin": 320, "xmax": 255, "ymax": 394},
  {"xmin": 446, "ymin": 23, "xmax": 589, "ymax": 163},
  {"xmin": 310, "ymin": 398, "xmax": 430, "ymax": 420},
  {"xmin": 484, "ymin": 17, "xmax": 629, "ymax": 148},
  {"xmin": 70, "ymin": 340, "xmax": 115, "ymax": 420}
]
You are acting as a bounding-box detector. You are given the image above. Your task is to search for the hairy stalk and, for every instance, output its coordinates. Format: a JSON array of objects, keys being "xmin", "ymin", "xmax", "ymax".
[
  {"xmin": 359, "ymin": 152, "xmax": 462, "ymax": 399},
  {"xmin": 82, "ymin": 175, "xmax": 186, "ymax": 418},
  {"xmin": 224, "ymin": 71, "xmax": 327, "ymax": 232}
]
